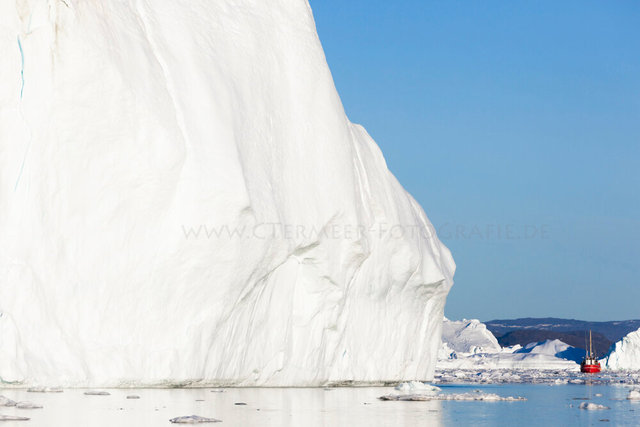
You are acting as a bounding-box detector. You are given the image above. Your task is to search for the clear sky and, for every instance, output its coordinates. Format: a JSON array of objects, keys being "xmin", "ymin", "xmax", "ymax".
[{"xmin": 309, "ymin": 1, "xmax": 640, "ymax": 321}]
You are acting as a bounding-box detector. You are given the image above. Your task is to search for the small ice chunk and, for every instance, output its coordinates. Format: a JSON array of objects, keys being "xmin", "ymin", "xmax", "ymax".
[
  {"xmin": 627, "ymin": 389, "xmax": 640, "ymax": 400},
  {"xmin": 27, "ymin": 387, "xmax": 63, "ymax": 393},
  {"xmin": 0, "ymin": 415, "xmax": 30, "ymax": 421},
  {"xmin": 379, "ymin": 392, "xmax": 525, "ymax": 401},
  {"xmin": 579, "ymin": 402, "xmax": 609, "ymax": 410},
  {"xmin": 126, "ymin": 395, "xmax": 141, "ymax": 399},
  {"xmin": 169, "ymin": 415, "xmax": 222, "ymax": 423},
  {"xmin": 0, "ymin": 396, "xmax": 16, "ymax": 407},
  {"xmin": 595, "ymin": 393, "xmax": 603, "ymax": 397},
  {"xmin": 394, "ymin": 381, "xmax": 441, "ymax": 395},
  {"xmin": 84, "ymin": 391, "xmax": 110, "ymax": 396},
  {"xmin": 16, "ymin": 401, "xmax": 43, "ymax": 409}
]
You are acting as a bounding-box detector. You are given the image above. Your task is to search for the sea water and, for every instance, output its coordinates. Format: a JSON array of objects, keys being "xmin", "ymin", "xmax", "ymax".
[{"xmin": 0, "ymin": 383, "xmax": 638, "ymax": 426}]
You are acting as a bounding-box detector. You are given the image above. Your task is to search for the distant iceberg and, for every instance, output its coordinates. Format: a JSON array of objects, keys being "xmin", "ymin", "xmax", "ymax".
[
  {"xmin": 600, "ymin": 328, "xmax": 640, "ymax": 370},
  {"xmin": 437, "ymin": 319, "xmax": 579, "ymax": 370}
]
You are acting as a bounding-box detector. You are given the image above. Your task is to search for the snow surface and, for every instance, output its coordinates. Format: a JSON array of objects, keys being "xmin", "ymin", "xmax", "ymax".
[
  {"xmin": 0, "ymin": 1, "xmax": 454, "ymax": 386},
  {"xmin": 514, "ymin": 339, "xmax": 584, "ymax": 363},
  {"xmin": 601, "ymin": 328, "xmax": 640, "ymax": 371}
]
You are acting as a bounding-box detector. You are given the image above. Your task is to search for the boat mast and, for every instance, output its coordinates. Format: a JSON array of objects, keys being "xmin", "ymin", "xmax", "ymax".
[{"xmin": 589, "ymin": 330, "xmax": 593, "ymax": 358}]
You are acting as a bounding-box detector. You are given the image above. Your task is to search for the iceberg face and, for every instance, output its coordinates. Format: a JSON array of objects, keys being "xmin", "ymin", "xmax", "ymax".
[
  {"xmin": 441, "ymin": 318, "xmax": 501, "ymax": 355},
  {"xmin": 601, "ymin": 328, "xmax": 640, "ymax": 371},
  {"xmin": 0, "ymin": 1, "xmax": 454, "ymax": 386}
]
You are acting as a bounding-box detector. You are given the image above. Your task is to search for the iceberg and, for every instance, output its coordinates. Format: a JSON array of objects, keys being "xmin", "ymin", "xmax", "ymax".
[
  {"xmin": 0, "ymin": 0, "xmax": 454, "ymax": 386},
  {"xmin": 514, "ymin": 339, "xmax": 584, "ymax": 363},
  {"xmin": 600, "ymin": 328, "xmax": 640, "ymax": 371},
  {"xmin": 437, "ymin": 319, "xmax": 579, "ymax": 370},
  {"xmin": 440, "ymin": 318, "xmax": 501, "ymax": 355}
]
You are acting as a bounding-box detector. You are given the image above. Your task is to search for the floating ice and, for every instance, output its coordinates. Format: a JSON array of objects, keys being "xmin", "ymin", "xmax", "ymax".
[
  {"xmin": 15, "ymin": 401, "xmax": 43, "ymax": 409},
  {"xmin": 394, "ymin": 381, "xmax": 441, "ymax": 395},
  {"xmin": 627, "ymin": 389, "xmax": 640, "ymax": 400},
  {"xmin": 84, "ymin": 391, "xmax": 110, "ymax": 396},
  {"xmin": 380, "ymin": 392, "xmax": 525, "ymax": 401},
  {"xmin": 27, "ymin": 387, "xmax": 63, "ymax": 393},
  {"xmin": 0, "ymin": 396, "xmax": 16, "ymax": 407},
  {"xmin": 579, "ymin": 402, "xmax": 609, "ymax": 410},
  {"xmin": 126, "ymin": 395, "xmax": 140, "ymax": 399},
  {"xmin": 169, "ymin": 415, "xmax": 222, "ymax": 424},
  {"xmin": 0, "ymin": 415, "xmax": 29, "ymax": 421}
]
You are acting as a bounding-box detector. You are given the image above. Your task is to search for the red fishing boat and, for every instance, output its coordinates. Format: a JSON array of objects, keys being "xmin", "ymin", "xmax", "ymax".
[{"xmin": 580, "ymin": 330, "xmax": 601, "ymax": 373}]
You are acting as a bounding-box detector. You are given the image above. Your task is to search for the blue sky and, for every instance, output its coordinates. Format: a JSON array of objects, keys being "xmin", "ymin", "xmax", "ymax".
[{"xmin": 309, "ymin": 1, "xmax": 640, "ymax": 321}]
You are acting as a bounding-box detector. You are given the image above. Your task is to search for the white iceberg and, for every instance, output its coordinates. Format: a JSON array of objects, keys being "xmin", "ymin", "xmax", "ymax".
[
  {"xmin": 0, "ymin": 0, "xmax": 454, "ymax": 386},
  {"xmin": 627, "ymin": 389, "xmax": 640, "ymax": 400},
  {"xmin": 600, "ymin": 328, "xmax": 640, "ymax": 371},
  {"xmin": 437, "ymin": 320, "xmax": 579, "ymax": 370},
  {"xmin": 441, "ymin": 318, "xmax": 501, "ymax": 355}
]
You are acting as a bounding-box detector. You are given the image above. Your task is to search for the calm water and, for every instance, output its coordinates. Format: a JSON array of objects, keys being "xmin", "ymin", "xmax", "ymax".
[{"xmin": 1, "ymin": 383, "xmax": 638, "ymax": 426}]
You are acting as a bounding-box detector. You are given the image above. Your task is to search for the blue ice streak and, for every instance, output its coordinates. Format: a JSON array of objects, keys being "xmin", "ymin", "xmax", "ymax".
[{"xmin": 17, "ymin": 36, "xmax": 25, "ymax": 99}]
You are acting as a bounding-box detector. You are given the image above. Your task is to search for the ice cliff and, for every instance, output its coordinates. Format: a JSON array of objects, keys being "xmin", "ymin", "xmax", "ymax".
[
  {"xmin": 601, "ymin": 328, "xmax": 640, "ymax": 371},
  {"xmin": 0, "ymin": 0, "xmax": 454, "ymax": 386}
]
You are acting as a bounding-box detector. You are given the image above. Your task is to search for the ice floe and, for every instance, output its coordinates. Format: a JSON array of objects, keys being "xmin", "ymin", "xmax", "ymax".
[
  {"xmin": 0, "ymin": 396, "xmax": 16, "ymax": 407},
  {"xmin": 27, "ymin": 387, "xmax": 63, "ymax": 393},
  {"xmin": 169, "ymin": 415, "xmax": 222, "ymax": 423},
  {"xmin": 380, "ymin": 392, "xmax": 525, "ymax": 401},
  {"xmin": 0, "ymin": 415, "xmax": 30, "ymax": 421},
  {"xmin": 579, "ymin": 402, "xmax": 609, "ymax": 410},
  {"xmin": 394, "ymin": 381, "xmax": 441, "ymax": 395},
  {"xmin": 627, "ymin": 389, "xmax": 640, "ymax": 400},
  {"xmin": 15, "ymin": 401, "xmax": 43, "ymax": 409}
]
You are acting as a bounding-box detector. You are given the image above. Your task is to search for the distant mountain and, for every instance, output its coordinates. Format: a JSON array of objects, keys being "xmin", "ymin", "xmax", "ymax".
[{"xmin": 485, "ymin": 318, "xmax": 640, "ymax": 342}]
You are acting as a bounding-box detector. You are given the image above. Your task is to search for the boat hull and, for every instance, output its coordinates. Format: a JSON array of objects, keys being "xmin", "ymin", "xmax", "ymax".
[{"xmin": 580, "ymin": 364, "xmax": 601, "ymax": 373}]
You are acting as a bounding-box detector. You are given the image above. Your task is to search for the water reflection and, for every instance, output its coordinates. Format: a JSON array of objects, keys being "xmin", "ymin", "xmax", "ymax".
[{"xmin": 0, "ymin": 387, "xmax": 442, "ymax": 427}]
